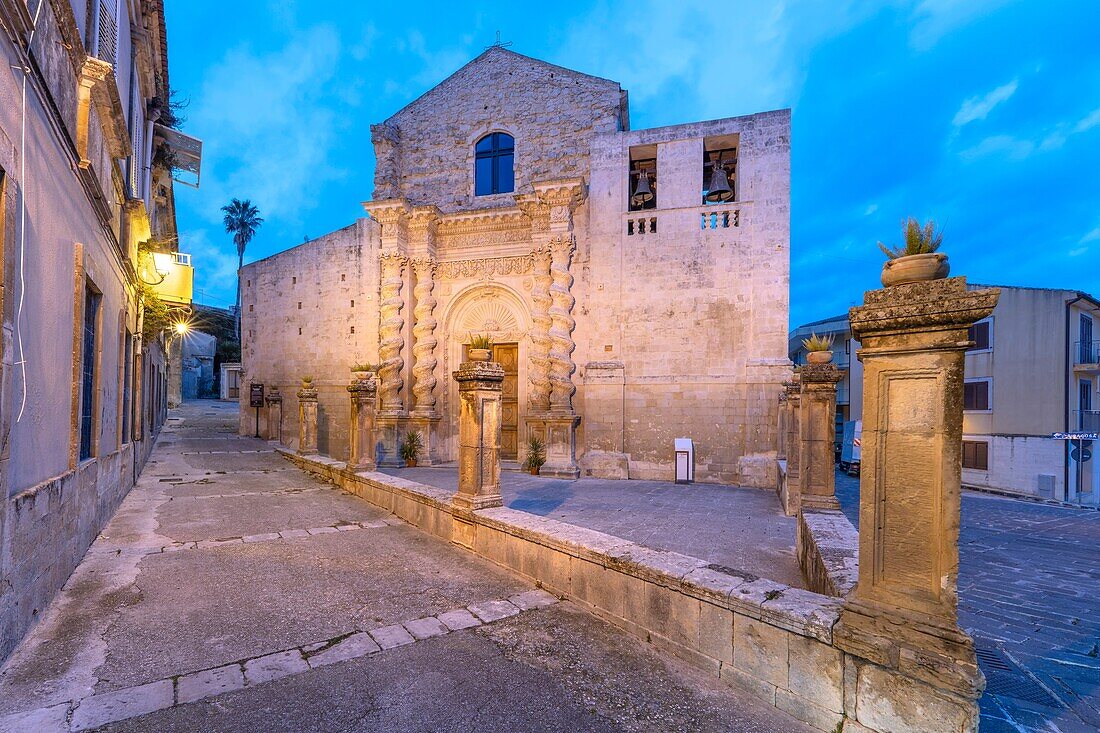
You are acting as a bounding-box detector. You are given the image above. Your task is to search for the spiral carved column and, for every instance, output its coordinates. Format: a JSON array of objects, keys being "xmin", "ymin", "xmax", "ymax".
[
  {"xmin": 378, "ymin": 252, "xmax": 407, "ymax": 413},
  {"xmin": 529, "ymin": 244, "xmax": 553, "ymax": 412},
  {"xmin": 410, "ymin": 257, "xmax": 438, "ymax": 414},
  {"xmin": 548, "ymin": 236, "xmax": 577, "ymax": 413}
]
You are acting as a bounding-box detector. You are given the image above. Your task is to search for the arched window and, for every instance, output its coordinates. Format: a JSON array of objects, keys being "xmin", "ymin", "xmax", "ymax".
[{"xmin": 474, "ymin": 132, "xmax": 514, "ymax": 196}]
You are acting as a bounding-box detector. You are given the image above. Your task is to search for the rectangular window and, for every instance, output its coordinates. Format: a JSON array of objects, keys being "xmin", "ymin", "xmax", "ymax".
[
  {"xmin": 967, "ymin": 320, "xmax": 992, "ymax": 351},
  {"xmin": 1081, "ymin": 380, "xmax": 1093, "ymax": 412},
  {"xmin": 80, "ymin": 285, "xmax": 102, "ymax": 460},
  {"xmin": 962, "ymin": 440, "xmax": 988, "ymax": 470},
  {"xmin": 963, "ymin": 379, "xmax": 991, "ymax": 411},
  {"xmin": 1081, "ymin": 314, "xmax": 1094, "ymax": 363}
]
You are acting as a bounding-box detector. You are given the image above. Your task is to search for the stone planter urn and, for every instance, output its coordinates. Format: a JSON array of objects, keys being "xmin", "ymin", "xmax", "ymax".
[
  {"xmin": 881, "ymin": 252, "xmax": 949, "ymax": 287},
  {"xmin": 806, "ymin": 350, "xmax": 834, "ymax": 365},
  {"xmin": 468, "ymin": 348, "xmax": 492, "ymax": 362},
  {"xmin": 352, "ymin": 370, "xmax": 371, "ymax": 381},
  {"xmin": 301, "ymin": 378, "xmax": 314, "ymax": 389}
]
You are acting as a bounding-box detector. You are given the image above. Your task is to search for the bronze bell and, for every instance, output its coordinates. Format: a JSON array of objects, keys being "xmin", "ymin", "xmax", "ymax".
[
  {"xmin": 631, "ymin": 169, "xmax": 654, "ymax": 207},
  {"xmin": 705, "ymin": 161, "xmax": 734, "ymax": 203}
]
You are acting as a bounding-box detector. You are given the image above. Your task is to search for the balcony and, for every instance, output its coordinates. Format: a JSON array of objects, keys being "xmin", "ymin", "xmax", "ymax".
[
  {"xmin": 149, "ymin": 251, "xmax": 194, "ymax": 305},
  {"xmin": 1074, "ymin": 410, "xmax": 1100, "ymax": 432},
  {"xmin": 1074, "ymin": 341, "xmax": 1099, "ymax": 374}
]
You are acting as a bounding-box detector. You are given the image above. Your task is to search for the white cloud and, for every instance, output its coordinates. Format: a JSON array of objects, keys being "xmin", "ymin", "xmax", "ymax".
[
  {"xmin": 952, "ymin": 80, "xmax": 1017, "ymax": 128},
  {"xmin": 864, "ymin": 203, "xmax": 879, "ymax": 216},
  {"xmin": 1074, "ymin": 107, "xmax": 1100, "ymax": 134},
  {"xmin": 188, "ymin": 25, "xmax": 347, "ymax": 231},
  {"xmin": 553, "ymin": 1, "xmax": 882, "ymax": 122},
  {"xmin": 1081, "ymin": 227, "xmax": 1100, "ymax": 244},
  {"xmin": 909, "ymin": 0, "xmax": 1014, "ymax": 50},
  {"xmin": 959, "ymin": 134, "xmax": 1034, "ymax": 161}
]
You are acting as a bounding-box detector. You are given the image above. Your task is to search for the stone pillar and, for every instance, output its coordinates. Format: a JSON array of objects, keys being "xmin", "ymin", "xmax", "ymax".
[
  {"xmin": 378, "ymin": 251, "xmax": 408, "ymax": 413},
  {"xmin": 778, "ymin": 378, "xmax": 801, "ymax": 516},
  {"xmin": 264, "ymin": 387, "xmax": 282, "ymax": 443},
  {"xmin": 835, "ymin": 277, "xmax": 998, "ymax": 731},
  {"xmin": 528, "ymin": 243, "xmax": 553, "ymax": 413},
  {"xmin": 452, "ymin": 360, "xmax": 505, "ymax": 511},
  {"xmin": 409, "ymin": 255, "xmax": 442, "ymax": 465},
  {"xmin": 776, "ymin": 391, "xmax": 789, "ymax": 461},
  {"xmin": 798, "ymin": 362, "xmax": 843, "ymax": 510},
  {"xmin": 347, "ymin": 376, "xmax": 377, "ymax": 471},
  {"xmin": 297, "ymin": 383, "xmax": 318, "ymax": 455}
]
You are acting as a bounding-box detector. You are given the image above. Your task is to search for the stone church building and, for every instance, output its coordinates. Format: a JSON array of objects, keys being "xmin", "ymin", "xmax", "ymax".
[{"xmin": 240, "ymin": 48, "xmax": 791, "ymax": 485}]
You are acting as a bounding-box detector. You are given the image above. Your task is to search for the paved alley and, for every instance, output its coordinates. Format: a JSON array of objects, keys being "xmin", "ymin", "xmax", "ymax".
[{"xmin": 0, "ymin": 402, "xmax": 811, "ymax": 733}]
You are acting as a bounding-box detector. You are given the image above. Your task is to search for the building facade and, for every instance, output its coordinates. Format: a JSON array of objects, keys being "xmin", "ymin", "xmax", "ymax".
[
  {"xmin": 241, "ymin": 48, "xmax": 791, "ymax": 484},
  {"xmin": 0, "ymin": 0, "xmax": 190, "ymax": 662},
  {"xmin": 791, "ymin": 285, "xmax": 1100, "ymax": 505},
  {"xmin": 788, "ymin": 314, "xmax": 864, "ymax": 448}
]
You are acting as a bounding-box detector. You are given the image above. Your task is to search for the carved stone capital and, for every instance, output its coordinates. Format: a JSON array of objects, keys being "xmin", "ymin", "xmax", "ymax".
[
  {"xmin": 799, "ymin": 363, "xmax": 843, "ymax": 385},
  {"xmin": 347, "ymin": 377, "xmax": 377, "ymax": 400},
  {"xmin": 364, "ymin": 199, "xmax": 412, "ymax": 244},
  {"xmin": 409, "ymin": 256, "xmax": 436, "ymax": 278},
  {"xmin": 409, "ymin": 205, "xmax": 442, "ymax": 255},
  {"xmin": 297, "ymin": 387, "xmax": 318, "ymax": 401},
  {"xmin": 453, "ymin": 360, "xmax": 505, "ymax": 389},
  {"xmin": 850, "ymin": 277, "xmax": 999, "ymax": 343}
]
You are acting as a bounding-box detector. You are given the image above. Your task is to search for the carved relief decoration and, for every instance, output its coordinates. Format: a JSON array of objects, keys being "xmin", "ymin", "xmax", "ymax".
[
  {"xmin": 459, "ymin": 301, "xmax": 520, "ymax": 335},
  {"xmin": 437, "ymin": 255, "xmax": 534, "ymax": 281},
  {"xmin": 411, "ymin": 258, "xmax": 438, "ymax": 414},
  {"xmin": 528, "ymin": 245, "xmax": 553, "ymax": 412},
  {"xmin": 547, "ymin": 236, "xmax": 576, "ymax": 412},
  {"xmin": 378, "ymin": 252, "xmax": 407, "ymax": 412}
]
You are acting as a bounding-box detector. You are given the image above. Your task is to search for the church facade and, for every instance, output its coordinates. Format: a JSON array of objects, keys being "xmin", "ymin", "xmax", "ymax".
[{"xmin": 240, "ymin": 48, "xmax": 791, "ymax": 485}]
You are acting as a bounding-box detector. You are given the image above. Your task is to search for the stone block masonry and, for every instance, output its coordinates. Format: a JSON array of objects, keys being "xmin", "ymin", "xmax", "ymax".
[{"xmin": 282, "ymin": 449, "xmax": 978, "ymax": 733}]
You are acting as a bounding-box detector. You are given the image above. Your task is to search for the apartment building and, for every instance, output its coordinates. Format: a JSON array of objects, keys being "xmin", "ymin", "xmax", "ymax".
[
  {"xmin": 0, "ymin": 0, "xmax": 197, "ymax": 662},
  {"xmin": 788, "ymin": 313, "xmax": 863, "ymax": 449},
  {"xmin": 791, "ymin": 285, "xmax": 1100, "ymax": 506}
]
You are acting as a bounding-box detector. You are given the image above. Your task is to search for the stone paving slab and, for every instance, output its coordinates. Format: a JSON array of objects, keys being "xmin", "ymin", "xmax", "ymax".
[
  {"xmin": 91, "ymin": 604, "xmax": 812, "ymax": 733},
  {"xmin": 390, "ymin": 466, "xmax": 804, "ymax": 587}
]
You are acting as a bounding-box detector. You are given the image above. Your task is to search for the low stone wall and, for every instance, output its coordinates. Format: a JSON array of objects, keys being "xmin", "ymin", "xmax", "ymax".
[
  {"xmin": 282, "ymin": 450, "xmax": 977, "ymax": 733},
  {"xmin": 797, "ymin": 509, "xmax": 859, "ymax": 598},
  {"xmin": 0, "ymin": 437, "xmax": 155, "ymax": 662}
]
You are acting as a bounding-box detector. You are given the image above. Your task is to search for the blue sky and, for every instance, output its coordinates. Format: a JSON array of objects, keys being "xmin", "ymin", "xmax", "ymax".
[{"xmin": 164, "ymin": 0, "xmax": 1100, "ymax": 329}]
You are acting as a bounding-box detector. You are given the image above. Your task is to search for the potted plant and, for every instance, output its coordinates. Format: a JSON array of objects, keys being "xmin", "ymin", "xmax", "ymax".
[
  {"xmin": 522, "ymin": 435, "xmax": 546, "ymax": 476},
  {"xmin": 878, "ymin": 217, "xmax": 949, "ymax": 286},
  {"xmin": 351, "ymin": 362, "xmax": 374, "ymax": 381},
  {"xmin": 802, "ymin": 333, "xmax": 834, "ymax": 364},
  {"xmin": 400, "ymin": 430, "xmax": 423, "ymax": 467},
  {"xmin": 301, "ymin": 375, "xmax": 314, "ymax": 388},
  {"xmin": 468, "ymin": 333, "xmax": 493, "ymax": 362}
]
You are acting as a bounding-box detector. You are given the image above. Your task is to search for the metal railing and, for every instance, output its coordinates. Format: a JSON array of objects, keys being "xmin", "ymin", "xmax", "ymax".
[
  {"xmin": 1075, "ymin": 341, "xmax": 1099, "ymax": 365},
  {"xmin": 1075, "ymin": 410, "xmax": 1100, "ymax": 431}
]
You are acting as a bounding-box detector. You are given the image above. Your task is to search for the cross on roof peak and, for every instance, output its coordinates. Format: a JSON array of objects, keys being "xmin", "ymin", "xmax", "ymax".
[{"xmin": 486, "ymin": 31, "xmax": 513, "ymax": 50}]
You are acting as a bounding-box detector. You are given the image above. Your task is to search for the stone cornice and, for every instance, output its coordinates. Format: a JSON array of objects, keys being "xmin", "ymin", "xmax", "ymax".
[
  {"xmin": 532, "ymin": 178, "xmax": 587, "ymax": 209},
  {"xmin": 850, "ymin": 277, "xmax": 999, "ymax": 340},
  {"xmin": 363, "ymin": 198, "xmax": 412, "ymax": 226},
  {"xmin": 438, "ymin": 207, "xmax": 528, "ymax": 236},
  {"xmin": 799, "ymin": 363, "xmax": 843, "ymax": 385}
]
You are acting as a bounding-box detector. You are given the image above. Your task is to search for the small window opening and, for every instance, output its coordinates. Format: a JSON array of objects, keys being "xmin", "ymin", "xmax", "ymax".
[
  {"xmin": 474, "ymin": 132, "xmax": 515, "ymax": 196},
  {"xmin": 628, "ymin": 144, "xmax": 657, "ymax": 212}
]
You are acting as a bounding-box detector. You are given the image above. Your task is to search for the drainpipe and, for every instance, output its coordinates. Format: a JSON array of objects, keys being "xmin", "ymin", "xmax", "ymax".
[{"xmin": 1065, "ymin": 295, "xmax": 1086, "ymax": 499}]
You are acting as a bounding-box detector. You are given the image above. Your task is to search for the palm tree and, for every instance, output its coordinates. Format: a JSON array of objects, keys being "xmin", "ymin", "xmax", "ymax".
[{"xmin": 221, "ymin": 198, "xmax": 263, "ymax": 339}]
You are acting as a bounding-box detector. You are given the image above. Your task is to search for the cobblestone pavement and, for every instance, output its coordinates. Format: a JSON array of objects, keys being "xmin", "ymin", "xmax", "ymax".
[
  {"xmin": 393, "ymin": 467, "xmax": 804, "ymax": 588},
  {"xmin": 835, "ymin": 471, "xmax": 1100, "ymax": 733},
  {"xmin": 0, "ymin": 401, "xmax": 811, "ymax": 733}
]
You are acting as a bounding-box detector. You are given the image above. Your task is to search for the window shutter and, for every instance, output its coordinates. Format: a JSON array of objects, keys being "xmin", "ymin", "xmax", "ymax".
[
  {"xmin": 96, "ymin": 0, "xmax": 119, "ymax": 66},
  {"xmin": 129, "ymin": 73, "xmax": 143, "ymax": 197}
]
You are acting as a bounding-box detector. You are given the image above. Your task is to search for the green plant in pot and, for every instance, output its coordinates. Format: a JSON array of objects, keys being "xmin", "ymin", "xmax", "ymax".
[
  {"xmin": 400, "ymin": 430, "xmax": 423, "ymax": 467},
  {"xmin": 468, "ymin": 333, "xmax": 493, "ymax": 362},
  {"xmin": 522, "ymin": 435, "xmax": 547, "ymax": 475},
  {"xmin": 878, "ymin": 217, "xmax": 949, "ymax": 287},
  {"xmin": 301, "ymin": 375, "xmax": 314, "ymax": 389},
  {"xmin": 801, "ymin": 333, "xmax": 834, "ymax": 364},
  {"xmin": 351, "ymin": 362, "xmax": 374, "ymax": 381}
]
